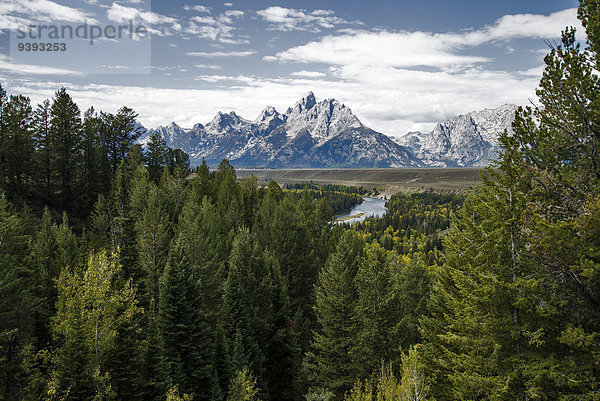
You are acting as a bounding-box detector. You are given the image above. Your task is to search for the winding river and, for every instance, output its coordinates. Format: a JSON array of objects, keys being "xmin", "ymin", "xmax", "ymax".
[{"xmin": 336, "ymin": 196, "xmax": 388, "ymax": 224}]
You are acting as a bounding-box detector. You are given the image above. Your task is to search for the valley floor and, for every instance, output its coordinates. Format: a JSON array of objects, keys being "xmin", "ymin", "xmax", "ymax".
[{"xmin": 236, "ymin": 167, "xmax": 483, "ymax": 195}]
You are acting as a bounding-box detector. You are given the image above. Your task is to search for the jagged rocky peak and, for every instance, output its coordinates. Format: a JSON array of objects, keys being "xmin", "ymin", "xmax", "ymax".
[
  {"xmin": 208, "ymin": 111, "xmax": 244, "ymax": 129},
  {"xmin": 396, "ymin": 103, "xmax": 519, "ymax": 167},
  {"xmin": 191, "ymin": 122, "xmax": 205, "ymax": 132},
  {"xmin": 289, "ymin": 91, "xmax": 317, "ymax": 115},
  {"xmin": 256, "ymin": 105, "xmax": 283, "ymax": 122}
]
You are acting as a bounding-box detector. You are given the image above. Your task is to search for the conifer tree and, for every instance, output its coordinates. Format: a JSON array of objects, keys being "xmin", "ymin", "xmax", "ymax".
[
  {"xmin": 28, "ymin": 208, "xmax": 59, "ymax": 348},
  {"xmin": 263, "ymin": 255, "xmax": 301, "ymax": 401},
  {"xmin": 352, "ymin": 243, "xmax": 401, "ymax": 379},
  {"xmin": 147, "ymin": 131, "xmax": 169, "ymax": 183},
  {"xmin": 177, "ymin": 196, "xmax": 227, "ymax": 322},
  {"xmin": 136, "ymin": 186, "xmax": 171, "ymax": 313},
  {"xmin": 0, "ymin": 193, "xmax": 31, "ymax": 398},
  {"xmin": 306, "ymin": 231, "xmax": 363, "ymax": 399},
  {"xmin": 421, "ymin": 3, "xmax": 600, "ymax": 396},
  {"xmin": 140, "ymin": 316, "xmax": 169, "ymax": 401},
  {"xmin": 221, "ymin": 229, "xmax": 265, "ymax": 391},
  {"xmin": 49, "ymin": 88, "xmax": 82, "ymax": 211},
  {"xmin": 4, "ymin": 94, "xmax": 33, "ymax": 201},
  {"xmin": 32, "ymin": 99, "xmax": 52, "ymax": 202},
  {"xmin": 159, "ymin": 237, "xmax": 214, "ymax": 400}
]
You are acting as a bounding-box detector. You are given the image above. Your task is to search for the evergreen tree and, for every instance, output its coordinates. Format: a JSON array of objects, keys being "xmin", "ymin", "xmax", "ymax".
[
  {"xmin": 4, "ymin": 94, "xmax": 33, "ymax": 202},
  {"xmin": 220, "ymin": 230, "xmax": 265, "ymax": 391},
  {"xmin": 32, "ymin": 99, "xmax": 53, "ymax": 202},
  {"xmin": 177, "ymin": 195, "xmax": 227, "ymax": 323},
  {"xmin": 112, "ymin": 160, "xmax": 137, "ymax": 277},
  {"xmin": 28, "ymin": 208, "xmax": 59, "ymax": 348},
  {"xmin": 140, "ymin": 316, "xmax": 169, "ymax": 401},
  {"xmin": 306, "ymin": 231, "xmax": 363, "ymax": 400},
  {"xmin": 421, "ymin": 4, "xmax": 600, "ymax": 396},
  {"xmin": 79, "ymin": 107, "xmax": 104, "ymax": 212},
  {"xmin": 263, "ymin": 255, "xmax": 301, "ymax": 401},
  {"xmin": 147, "ymin": 131, "xmax": 169, "ymax": 183},
  {"xmin": 0, "ymin": 193, "xmax": 31, "ymax": 399},
  {"xmin": 49, "ymin": 88, "xmax": 82, "ymax": 212},
  {"xmin": 159, "ymin": 237, "xmax": 214, "ymax": 400},
  {"xmin": 352, "ymin": 243, "xmax": 401, "ymax": 379},
  {"xmin": 136, "ymin": 186, "xmax": 171, "ymax": 313}
]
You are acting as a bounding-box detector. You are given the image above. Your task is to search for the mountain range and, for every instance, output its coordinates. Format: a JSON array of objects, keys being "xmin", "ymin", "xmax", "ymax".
[{"xmin": 138, "ymin": 92, "xmax": 517, "ymax": 168}]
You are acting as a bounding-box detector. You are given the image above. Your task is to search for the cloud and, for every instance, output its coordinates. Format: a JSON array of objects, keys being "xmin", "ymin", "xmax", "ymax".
[
  {"xmin": 195, "ymin": 74, "xmax": 256, "ymax": 84},
  {"xmin": 183, "ymin": 5, "xmax": 210, "ymax": 13},
  {"xmin": 271, "ymin": 30, "xmax": 490, "ymax": 69},
  {"xmin": 0, "ymin": 55, "xmax": 83, "ymax": 76},
  {"xmin": 290, "ymin": 70, "xmax": 326, "ymax": 78},
  {"xmin": 224, "ymin": 3, "xmax": 233, "ymax": 7},
  {"xmin": 195, "ymin": 64, "xmax": 222, "ymax": 70},
  {"xmin": 1, "ymin": 0, "xmax": 97, "ymax": 30},
  {"xmin": 185, "ymin": 8, "xmax": 246, "ymax": 43},
  {"xmin": 186, "ymin": 50, "xmax": 256, "ymax": 57},
  {"xmin": 106, "ymin": 3, "xmax": 180, "ymax": 36},
  {"xmin": 224, "ymin": 10, "xmax": 244, "ymax": 18},
  {"xmin": 256, "ymin": 6, "xmax": 356, "ymax": 32},
  {"xmin": 268, "ymin": 8, "xmax": 582, "ymax": 69}
]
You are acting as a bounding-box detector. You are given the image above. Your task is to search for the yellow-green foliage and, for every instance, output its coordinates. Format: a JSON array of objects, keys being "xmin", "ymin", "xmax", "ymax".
[
  {"xmin": 166, "ymin": 386, "xmax": 193, "ymax": 401},
  {"xmin": 227, "ymin": 369, "xmax": 261, "ymax": 401}
]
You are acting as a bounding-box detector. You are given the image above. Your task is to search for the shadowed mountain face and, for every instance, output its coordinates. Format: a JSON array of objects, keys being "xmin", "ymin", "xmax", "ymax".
[
  {"xmin": 139, "ymin": 92, "xmax": 422, "ymax": 168},
  {"xmin": 139, "ymin": 93, "xmax": 517, "ymax": 168}
]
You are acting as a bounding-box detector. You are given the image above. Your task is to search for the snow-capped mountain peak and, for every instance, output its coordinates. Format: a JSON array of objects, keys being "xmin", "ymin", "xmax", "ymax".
[
  {"xmin": 396, "ymin": 104, "xmax": 518, "ymax": 167},
  {"xmin": 138, "ymin": 95, "xmax": 518, "ymax": 168}
]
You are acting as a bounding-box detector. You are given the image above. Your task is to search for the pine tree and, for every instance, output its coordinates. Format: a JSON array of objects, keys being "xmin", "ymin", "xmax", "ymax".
[
  {"xmin": 306, "ymin": 231, "xmax": 363, "ymax": 399},
  {"xmin": 159, "ymin": 237, "xmax": 214, "ymax": 400},
  {"xmin": 421, "ymin": 3, "xmax": 600, "ymax": 398},
  {"xmin": 0, "ymin": 193, "xmax": 31, "ymax": 399},
  {"xmin": 263, "ymin": 255, "xmax": 301, "ymax": 401},
  {"xmin": 352, "ymin": 243, "xmax": 401, "ymax": 379},
  {"xmin": 220, "ymin": 229, "xmax": 265, "ymax": 391},
  {"xmin": 28, "ymin": 208, "xmax": 59, "ymax": 348},
  {"xmin": 79, "ymin": 107, "xmax": 104, "ymax": 212},
  {"xmin": 49, "ymin": 88, "xmax": 82, "ymax": 212},
  {"xmin": 32, "ymin": 99, "xmax": 53, "ymax": 202},
  {"xmin": 136, "ymin": 186, "xmax": 171, "ymax": 314},
  {"xmin": 147, "ymin": 131, "xmax": 169, "ymax": 183},
  {"xmin": 140, "ymin": 316, "xmax": 169, "ymax": 401},
  {"xmin": 4, "ymin": 94, "xmax": 34, "ymax": 202},
  {"xmin": 177, "ymin": 195, "xmax": 227, "ymax": 322},
  {"xmin": 113, "ymin": 160, "xmax": 137, "ymax": 278}
]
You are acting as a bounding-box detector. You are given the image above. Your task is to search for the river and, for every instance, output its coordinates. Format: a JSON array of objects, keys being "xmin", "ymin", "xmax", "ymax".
[{"xmin": 335, "ymin": 196, "xmax": 388, "ymax": 224}]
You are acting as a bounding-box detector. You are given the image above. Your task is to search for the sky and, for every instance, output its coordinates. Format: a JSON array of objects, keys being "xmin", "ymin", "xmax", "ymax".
[{"xmin": 0, "ymin": 0, "xmax": 583, "ymax": 136}]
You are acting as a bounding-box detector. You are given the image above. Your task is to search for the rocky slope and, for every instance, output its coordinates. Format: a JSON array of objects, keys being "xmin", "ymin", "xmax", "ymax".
[
  {"xmin": 139, "ymin": 92, "xmax": 422, "ymax": 168},
  {"xmin": 395, "ymin": 104, "xmax": 518, "ymax": 167}
]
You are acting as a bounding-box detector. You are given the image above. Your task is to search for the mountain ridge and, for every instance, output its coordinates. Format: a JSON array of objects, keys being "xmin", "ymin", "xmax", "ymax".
[{"xmin": 138, "ymin": 93, "xmax": 517, "ymax": 168}]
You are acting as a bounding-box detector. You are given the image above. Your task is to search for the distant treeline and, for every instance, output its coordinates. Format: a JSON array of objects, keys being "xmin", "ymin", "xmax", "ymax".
[
  {"xmin": 285, "ymin": 186, "xmax": 364, "ymax": 215},
  {"xmin": 285, "ymin": 183, "xmax": 369, "ymax": 195}
]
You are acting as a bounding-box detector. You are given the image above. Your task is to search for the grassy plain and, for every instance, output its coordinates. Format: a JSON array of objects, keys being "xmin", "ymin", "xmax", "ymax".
[{"xmin": 236, "ymin": 168, "xmax": 484, "ymax": 195}]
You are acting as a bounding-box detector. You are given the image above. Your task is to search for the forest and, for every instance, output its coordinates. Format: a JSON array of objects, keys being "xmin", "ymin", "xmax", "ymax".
[{"xmin": 2, "ymin": 0, "xmax": 600, "ymax": 400}]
